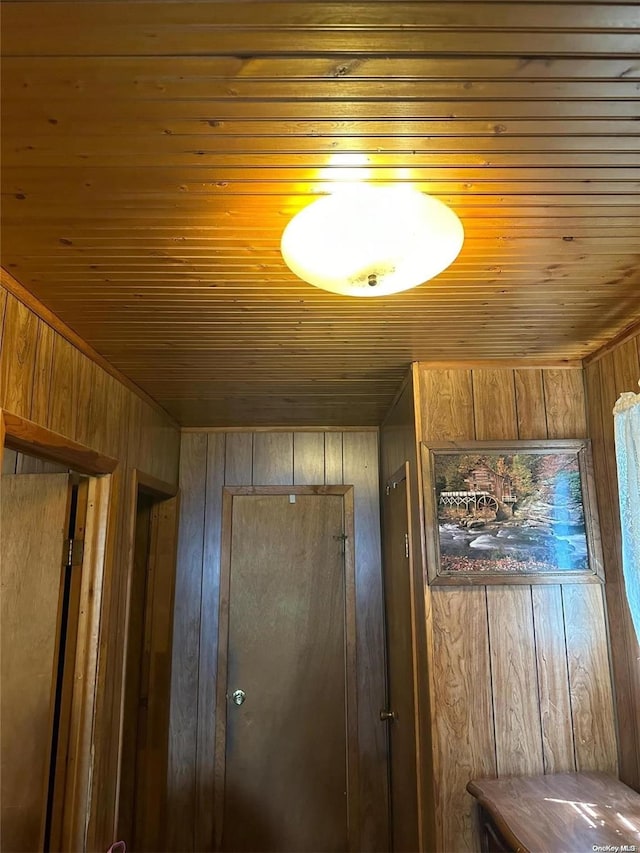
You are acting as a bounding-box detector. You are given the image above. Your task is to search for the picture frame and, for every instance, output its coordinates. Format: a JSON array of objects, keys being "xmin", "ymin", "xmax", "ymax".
[{"xmin": 421, "ymin": 439, "xmax": 604, "ymax": 585}]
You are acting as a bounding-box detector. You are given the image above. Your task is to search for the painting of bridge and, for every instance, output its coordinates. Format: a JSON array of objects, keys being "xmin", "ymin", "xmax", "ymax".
[{"xmin": 431, "ymin": 448, "xmax": 590, "ymax": 576}]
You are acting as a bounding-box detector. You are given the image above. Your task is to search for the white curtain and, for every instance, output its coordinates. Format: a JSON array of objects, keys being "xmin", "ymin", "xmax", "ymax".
[{"xmin": 614, "ymin": 386, "xmax": 640, "ymax": 643}]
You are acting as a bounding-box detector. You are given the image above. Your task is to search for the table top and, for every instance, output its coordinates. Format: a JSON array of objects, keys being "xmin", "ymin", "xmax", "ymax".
[{"xmin": 467, "ymin": 772, "xmax": 640, "ymax": 853}]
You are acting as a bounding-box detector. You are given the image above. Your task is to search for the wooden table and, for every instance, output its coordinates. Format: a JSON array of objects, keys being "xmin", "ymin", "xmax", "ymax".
[{"xmin": 467, "ymin": 772, "xmax": 640, "ymax": 853}]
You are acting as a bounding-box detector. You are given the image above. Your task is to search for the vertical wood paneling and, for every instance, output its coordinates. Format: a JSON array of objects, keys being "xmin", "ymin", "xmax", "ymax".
[
  {"xmin": 30, "ymin": 321, "xmax": 55, "ymax": 425},
  {"xmin": 563, "ymin": 584, "xmax": 618, "ymax": 774},
  {"xmin": 514, "ymin": 369, "xmax": 548, "ymax": 439},
  {"xmin": 170, "ymin": 428, "xmax": 385, "ymax": 851},
  {"xmin": 0, "ymin": 295, "xmax": 37, "ymax": 416},
  {"xmin": 47, "ymin": 335, "xmax": 79, "ymax": 438},
  {"xmin": 420, "ymin": 369, "xmax": 474, "ymax": 441},
  {"xmin": 293, "ymin": 431, "xmax": 325, "ymax": 484},
  {"xmin": 252, "ymin": 431, "xmax": 293, "ymax": 484},
  {"xmin": 75, "ymin": 358, "xmax": 98, "ymax": 447},
  {"xmin": 342, "ymin": 430, "xmax": 388, "ymax": 852},
  {"xmin": 324, "ymin": 431, "xmax": 343, "ymax": 483},
  {"xmin": 431, "ymin": 587, "xmax": 496, "ymax": 853},
  {"xmin": 612, "ymin": 339, "xmax": 640, "ymax": 393},
  {"xmin": 472, "ymin": 369, "xmax": 518, "ymax": 440},
  {"xmin": 195, "ymin": 433, "xmax": 225, "ymax": 853},
  {"xmin": 414, "ymin": 363, "xmax": 619, "ymax": 853},
  {"xmin": 167, "ymin": 433, "xmax": 207, "ymax": 853},
  {"xmin": 0, "ymin": 283, "xmax": 181, "ymax": 852},
  {"xmin": 487, "ymin": 587, "xmax": 544, "ymax": 777},
  {"xmin": 531, "ymin": 585, "xmax": 576, "ymax": 774},
  {"xmin": 0, "ymin": 288, "xmax": 7, "ymax": 353},
  {"xmin": 224, "ymin": 432, "xmax": 253, "ymax": 485},
  {"xmin": 543, "ymin": 369, "xmax": 587, "ymax": 438}
]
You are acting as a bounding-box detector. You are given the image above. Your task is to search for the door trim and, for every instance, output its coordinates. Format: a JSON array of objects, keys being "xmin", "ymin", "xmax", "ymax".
[
  {"xmin": 214, "ymin": 485, "xmax": 359, "ymax": 851},
  {"xmin": 114, "ymin": 468, "xmax": 180, "ymax": 849},
  {"xmin": 1, "ymin": 409, "xmax": 118, "ymax": 475},
  {"xmin": 383, "ymin": 462, "xmax": 424, "ymax": 852}
]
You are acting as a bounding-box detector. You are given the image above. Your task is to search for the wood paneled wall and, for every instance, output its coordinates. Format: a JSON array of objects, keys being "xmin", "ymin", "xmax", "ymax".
[
  {"xmin": 585, "ymin": 331, "xmax": 640, "ymax": 792},
  {"xmin": 168, "ymin": 428, "xmax": 387, "ymax": 852},
  {"xmin": 0, "ymin": 281, "xmax": 180, "ymax": 850},
  {"xmin": 382, "ymin": 364, "xmax": 619, "ymax": 853}
]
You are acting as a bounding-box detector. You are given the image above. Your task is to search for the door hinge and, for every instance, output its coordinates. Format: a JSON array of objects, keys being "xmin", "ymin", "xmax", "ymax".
[
  {"xmin": 64, "ymin": 538, "xmax": 84, "ymax": 567},
  {"xmin": 404, "ymin": 533, "xmax": 409, "ymax": 559}
]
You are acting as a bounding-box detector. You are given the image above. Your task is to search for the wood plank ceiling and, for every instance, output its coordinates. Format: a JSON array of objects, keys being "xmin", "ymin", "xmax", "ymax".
[{"xmin": 1, "ymin": 1, "xmax": 639, "ymax": 426}]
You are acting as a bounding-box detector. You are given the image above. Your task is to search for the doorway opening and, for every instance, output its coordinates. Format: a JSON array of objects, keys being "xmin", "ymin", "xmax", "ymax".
[
  {"xmin": 1, "ymin": 408, "xmax": 116, "ymax": 852},
  {"xmin": 116, "ymin": 471, "xmax": 179, "ymax": 853}
]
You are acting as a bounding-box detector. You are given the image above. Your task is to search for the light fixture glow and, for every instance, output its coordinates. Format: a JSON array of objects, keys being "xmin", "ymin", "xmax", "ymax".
[{"xmin": 280, "ymin": 185, "xmax": 464, "ymax": 297}]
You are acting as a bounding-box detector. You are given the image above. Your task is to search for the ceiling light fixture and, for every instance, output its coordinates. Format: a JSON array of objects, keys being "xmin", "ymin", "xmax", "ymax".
[{"xmin": 280, "ymin": 184, "xmax": 464, "ymax": 297}]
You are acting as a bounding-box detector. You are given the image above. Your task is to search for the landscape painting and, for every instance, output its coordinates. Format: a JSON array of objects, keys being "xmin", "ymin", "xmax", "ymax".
[{"xmin": 423, "ymin": 442, "xmax": 597, "ymax": 581}]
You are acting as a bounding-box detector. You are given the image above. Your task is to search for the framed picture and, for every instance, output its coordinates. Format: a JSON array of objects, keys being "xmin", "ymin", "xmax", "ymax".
[{"xmin": 421, "ymin": 439, "xmax": 603, "ymax": 585}]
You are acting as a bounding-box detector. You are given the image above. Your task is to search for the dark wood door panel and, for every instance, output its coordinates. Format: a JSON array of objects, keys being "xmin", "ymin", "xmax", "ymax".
[{"xmin": 218, "ymin": 492, "xmax": 356, "ymax": 853}]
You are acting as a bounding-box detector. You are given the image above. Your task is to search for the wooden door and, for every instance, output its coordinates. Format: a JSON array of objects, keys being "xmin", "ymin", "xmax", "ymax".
[
  {"xmin": 382, "ymin": 465, "xmax": 420, "ymax": 852},
  {"xmin": 215, "ymin": 490, "xmax": 358, "ymax": 853},
  {"xmin": 0, "ymin": 473, "xmax": 71, "ymax": 853}
]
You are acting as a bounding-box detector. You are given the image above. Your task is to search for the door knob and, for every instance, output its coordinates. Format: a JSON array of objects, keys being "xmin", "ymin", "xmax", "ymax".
[
  {"xmin": 232, "ymin": 689, "xmax": 246, "ymax": 706},
  {"xmin": 380, "ymin": 710, "xmax": 397, "ymax": 722}
]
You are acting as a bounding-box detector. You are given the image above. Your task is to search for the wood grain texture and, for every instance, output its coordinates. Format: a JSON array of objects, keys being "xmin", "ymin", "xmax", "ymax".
[
  {"xmin": 135, "ymin": 494, "xmax": 179, "ymax": 853},
  {"xmin": 324, "ymin": 432, "xmax": 343, "ymax": 484},
  {"xmin": 380, "ymin": 370, "xmax": 437, "ymax": 852},
  {"xmin": 118, "ymin": 493, "xmax": 154, "ymax": 848},
  {"xmin": 563, "ymin": 584, "xmax": 618, "ymax": 774},
  {"xmin": 431, "ymin": 588, "xmax": 497, "ymax": 853},
  {"xmin": 342, "ymin": 430, "xmax": 389, "ymax": 852},
  {"xmin": 224, "ymin": 432, "xmax": 253, "ymax": 485},
  {"xmin": 0, "ymin": 283, "xmax": 180, "ymax": 849},
  {"xmin": 3, "ymin": 410, "xmax": 117, "ymax": 474},
  {"xmin": 0, "ymin": 474, "xmax": 70, "ymax": 853},
  {"xmin": 0, "ymin": 294, "xmax": 38, "ymax": 417},
  {"xmin": 221, "ymin": 493, "xmax": 350, "ymax": 852},
  {"xmin": 419, "ymin": 369, "xmax": 474, "ymax": 442},
  {"xmin": 414, "ymin": 364, "xmax": 620, "ymax": 851},
  {"xmin": 383, "ymin": 468, "xmax": 420, "ymax": 853},
  {"xmin": 169, "ymin": 429, "xmax": 387, "ymax": 850},
  {"xmin": 30, "ymin": 320, "xmax": 55, "ymax": 425},
  {"xmin": 293, "ymin": 431, "xmax": 325, "ymax": 484},
  {"xmin": 487, "ymin": 587, "xmax": 545, "ymax": 777},
  {"xmin": 531, "ymin": 585, "xmax": 576, "ymax": 774},
  {"xmin": 467, "ymin": 772, "xmax": 640, "ymax": 853},
  {"xmin": 2, "ymin": 1, "xmax": 640, "ymax": 426},
  {"xmin": 167, "ymin": 433, "xmax": 207, "ymax": 853},
  {"xmin": 543, "ymin": 369, "xmax": 588, "ymax": 438},
  {"xmin": 252, "ymin": 431, "xmax": 293, "ymax": 485},
  {"xmin": 472, "ymin": 370, "xmax": 518, "ymax": 440},
  {"xmin": 195, "ymin": 433, "xmax": 225, "ymax": 852},
  {"xmin": 514, "ymin": 369, "xmax": 548, "ymax": 439}
]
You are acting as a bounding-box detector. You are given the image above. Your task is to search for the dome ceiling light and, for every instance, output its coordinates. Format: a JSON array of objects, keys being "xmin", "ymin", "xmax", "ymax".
[{"xmin": 280, "ymin": 184, "xmax": 464, "ymax": 297}]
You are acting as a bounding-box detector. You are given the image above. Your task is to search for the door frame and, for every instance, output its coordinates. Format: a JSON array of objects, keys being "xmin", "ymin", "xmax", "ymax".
[
  {"xmin": 114, "ymin": 467, "xmax": 180, "ymax": 850},
  {"xmin": 383, "ymin": 462, "xmax": 424, "ymax": 852},
  {"xmin": 214, "ymin": 484, "xmax": 359, "ymax": 851},
  {"xmin": 0, "ymin": 408, "xmax": 117, "ymax": 851}
]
